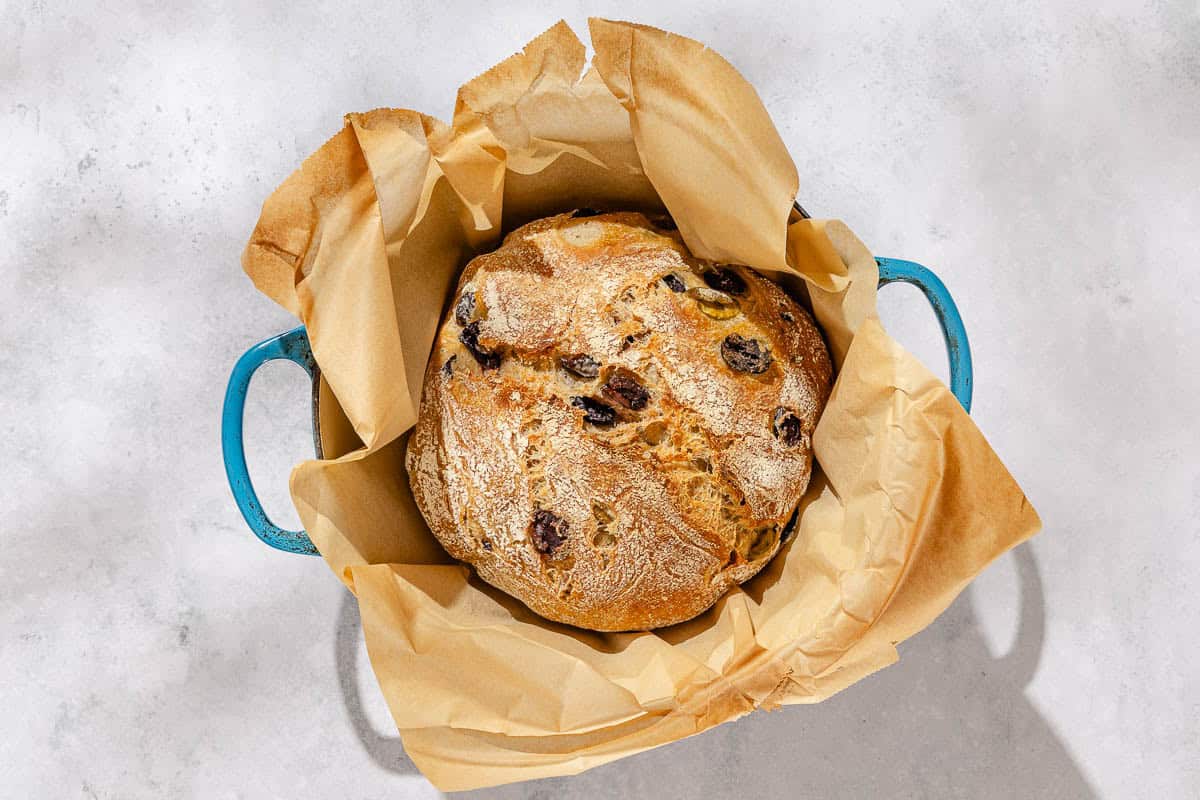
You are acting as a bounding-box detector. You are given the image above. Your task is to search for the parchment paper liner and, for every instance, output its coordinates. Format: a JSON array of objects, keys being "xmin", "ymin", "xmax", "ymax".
[{"xmin": 242, "ymin": 19, "xmax": 1039, "ymax": 790}]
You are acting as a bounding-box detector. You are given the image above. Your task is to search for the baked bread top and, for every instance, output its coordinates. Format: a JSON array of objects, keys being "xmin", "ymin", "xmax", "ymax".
[{"xmin": 405, "ymin": 210, "xmax": 832, "ymax": 631}]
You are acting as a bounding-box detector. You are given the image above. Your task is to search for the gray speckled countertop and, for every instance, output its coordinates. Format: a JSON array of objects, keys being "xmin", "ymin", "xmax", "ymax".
[{"xmin": 3, "ymin": 3, "xmax": 1198, "ymax": 798}]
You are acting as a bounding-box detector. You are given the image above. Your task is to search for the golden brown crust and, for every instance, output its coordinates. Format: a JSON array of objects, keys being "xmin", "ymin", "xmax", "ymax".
[{"xmin": 405, "ymin": 211, "xmax": 832, "ymax": 631}]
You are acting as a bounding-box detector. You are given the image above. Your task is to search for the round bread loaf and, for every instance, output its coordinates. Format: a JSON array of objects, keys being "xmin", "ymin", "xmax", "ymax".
[{"xmin": 405, "ymin": 210, "xmax": 832, "ymax": 631}]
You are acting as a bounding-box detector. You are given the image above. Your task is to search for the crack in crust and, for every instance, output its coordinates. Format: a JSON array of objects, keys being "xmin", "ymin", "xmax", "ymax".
[{"xmin": 406, "ymin": 211, "xmax": 832, "ymax": 631}]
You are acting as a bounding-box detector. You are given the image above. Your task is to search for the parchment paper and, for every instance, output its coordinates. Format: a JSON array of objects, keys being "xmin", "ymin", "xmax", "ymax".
[{"xmin": 243, "ymin": 18, "xmax": 1040, "ymax": 790}]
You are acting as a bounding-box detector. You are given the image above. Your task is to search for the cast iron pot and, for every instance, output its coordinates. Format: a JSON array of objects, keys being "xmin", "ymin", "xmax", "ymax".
[{"xmin": 222, "ymin": 204, "xmax": 972, "ymax": 554}]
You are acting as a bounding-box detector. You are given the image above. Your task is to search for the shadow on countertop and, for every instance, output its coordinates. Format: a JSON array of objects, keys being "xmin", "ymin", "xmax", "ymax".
[
  {"xmin": 335, "ymin": 543, "xmax": 1095, "ymax": 799},
  {"xmin": 334, "ymin": 593, "xmax": 421, "ymax": 777}
]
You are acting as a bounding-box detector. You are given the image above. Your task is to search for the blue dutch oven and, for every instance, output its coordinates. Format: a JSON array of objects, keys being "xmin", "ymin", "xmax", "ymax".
[{"xmin": 223, "ymin": 206, "xmax": 973, "ymax": 555}]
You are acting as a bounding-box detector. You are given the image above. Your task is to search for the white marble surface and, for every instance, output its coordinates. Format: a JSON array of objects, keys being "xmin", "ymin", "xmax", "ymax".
[{"xmin": 3, "ymin": 2, "xmax": 1198, "ymax": 797}]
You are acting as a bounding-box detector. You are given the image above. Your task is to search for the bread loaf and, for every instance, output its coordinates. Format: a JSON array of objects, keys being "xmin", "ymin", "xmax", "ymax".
[{"xmin": 405, "ymin": 211, "xmax": 832, "ymax": 631}]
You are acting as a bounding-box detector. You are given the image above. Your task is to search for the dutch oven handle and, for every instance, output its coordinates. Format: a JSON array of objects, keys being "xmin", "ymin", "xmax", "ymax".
[
  {"xmin": 876, "ymin": 257, "xmax": 974, "ymax": 412},
  {"xmin": 221, "ymin": 326, "xmax": 320, "ymax": 555},
  {"xmin": 791, "ymin": 202, "xmax": 972, "ymax": 412}
]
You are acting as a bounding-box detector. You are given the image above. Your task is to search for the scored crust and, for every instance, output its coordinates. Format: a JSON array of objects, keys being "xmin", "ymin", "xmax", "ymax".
[{"xmin": 404, "ymin": 211, "xmax": 832, "ymax": 631}]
